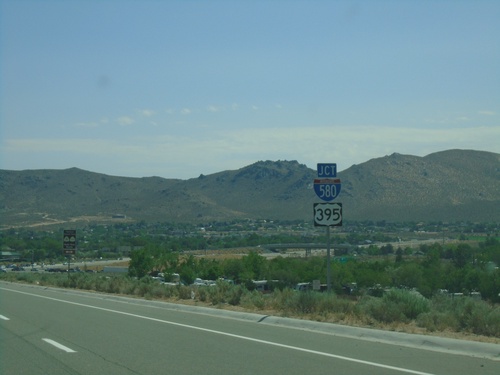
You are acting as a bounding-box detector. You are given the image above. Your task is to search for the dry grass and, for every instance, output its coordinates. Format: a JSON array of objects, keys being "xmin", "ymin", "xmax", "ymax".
[{"xmin": 171, "ymin": 296, "xmax": 500, "ymax": 344}]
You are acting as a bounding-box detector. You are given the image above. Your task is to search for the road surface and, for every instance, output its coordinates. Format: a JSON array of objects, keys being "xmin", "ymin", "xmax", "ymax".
[{"xmin": 1, "ymin": 282, "xmax": 498, "ymax": 375}]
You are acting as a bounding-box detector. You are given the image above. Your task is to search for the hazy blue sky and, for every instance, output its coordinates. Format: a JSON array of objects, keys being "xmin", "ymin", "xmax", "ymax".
[{"xmin": 1, "ymin": 0, "xmax": 499, "ymax": 179}]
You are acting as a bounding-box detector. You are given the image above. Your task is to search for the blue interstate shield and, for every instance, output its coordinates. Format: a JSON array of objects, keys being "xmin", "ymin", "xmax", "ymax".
[{"xmin": 313, "ymin": 178, "xmax": 341, "ymax": 201}]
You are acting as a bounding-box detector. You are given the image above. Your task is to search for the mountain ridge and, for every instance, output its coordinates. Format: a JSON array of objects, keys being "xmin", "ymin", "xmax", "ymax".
[{"xmin": 1, "ymin": 149, "xmax": 499, "ymax": 228}]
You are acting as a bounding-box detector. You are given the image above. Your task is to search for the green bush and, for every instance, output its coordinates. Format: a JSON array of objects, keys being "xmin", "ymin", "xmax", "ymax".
[
  {"xmin": 227, "ymin": 285, "xmax": 244, "ymax": 306},
  {"xmin": 240, "ymin": 290, "xmax": 266, "ymax": 310},
  {"xmin": 383, "ymin": 289, "xmax": 430, "ymax": 320},
  {"xmin": 266, "ymin": 290, "xmax": 353, "ymax": 317},
  {"xmin": 178, "ymin": 285, "xmax": 193, "ymax": 300},
  {"xmin": 356, "ymin": 296, "xmax": 406, "ymax": 323},
  {"xmin": 270, "ymin": 288, "xmax": 297, "ymax": 313},
  {"xmin": 417, "ymin": 311, "xmax": 459, "ymax": 332},
  {"xmin": 295, "ymin": 292, "xmax": 318, "ymax": 314},
  {"xmin": 207, "ymin": 286, "xmax": 225, "ymax": 305},
  {"xmin": 417, "ymin": 295, "xmax": 500, "ymax": 337},
  {"xmin": 455, "ymin": 298, "xmax": 500, "ymax": 336},
  {"xmin": 356, "ymin": 289, "xmax": 430, "ymax": 324},
  {"xmin": 317, "ymin": 294, "xmax": 354, "ymax": 315},
  {"xmin": 197, "ymin": 287, "xmax": 208, "ymax": 302}
]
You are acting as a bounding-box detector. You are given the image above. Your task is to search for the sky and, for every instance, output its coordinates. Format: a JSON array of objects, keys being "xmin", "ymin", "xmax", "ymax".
[{"xmin": 1, "ymin": 0, "xmax": 499, "ymax": 180}]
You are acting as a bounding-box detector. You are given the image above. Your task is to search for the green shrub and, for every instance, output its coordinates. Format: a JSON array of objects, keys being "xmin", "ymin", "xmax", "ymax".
[
  {"xmin": 355, "ymin": 289, "xmax": 430, "ymax": 324},
  {"xmin": 137, "ymin": 279, "xmax": 152, "ymax": 297},
  {"xmin": 227, "ymin": 285, "xmax": 244, "ymax": 306},
  {"xmin": 383, "ymin": 289, "xmax": 430, "ymax": 320},
  {"xmin": 197, "ymin": 287, "xmax": 208, "ymax": 302},
  {"xmin": 178, "ymin": 285, "xmax": 193, "ymax": 300},
  {"xmin": 294, "ymin": 292, "xmax": 318, "ymax": 314},
  {"xmin": 356, "ymin": 296, "xmax": 406, "ymax": 323},
  {"xmin": 318, "ymin": 295, "xmax": 354, "ymax": 315},
  {"xmin": 207, "ymin": 286, "xmax": 225, "ymax": 305},
  {"xmin": 270, "ymin": 288, "xmax": 297, "ymax": 313},
  {"xmin": 455, "ymin": 298, "xmax": 500, "ymax": 336},
  {"xmin": 240, "ymin": 290, "xmax": 266, "ymax": 310},
  {"xmin": 417, "ymin": 311, "xmax": 459, "ymax": 332}
]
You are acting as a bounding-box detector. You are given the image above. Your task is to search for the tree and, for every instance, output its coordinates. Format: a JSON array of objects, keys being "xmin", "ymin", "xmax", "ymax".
[
  {"xmin": 128, "ymin": 248, "xmax": 153, "ymax": 278},
  {"xmin": 453, "ymin": 244, "xmax": 471, "ymax": 268},
  {"xmin": 395, "ymin": 247, "xmax": 404, "ymax": 263},
  {"xmin": 242, "ymin": 251, "xmax": 266, "ymax": 280}
]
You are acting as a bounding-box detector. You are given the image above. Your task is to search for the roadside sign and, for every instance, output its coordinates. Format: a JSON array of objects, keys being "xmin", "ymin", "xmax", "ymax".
[
  {"xmin": 313, "ymin": 162, "xmax": 342, "ymax": 293},
  {"xmin": 313, "ymin": 178, "xmax": 341, "ymax": 201},
  {"xmin": 312, "ymin": 280, "xmax": 321, "ymax": 291},
  {"xmin": 317, "ymin": 163, "xmax": 337, "ymax": 178},
  {"xmin": 63, "ymin": 230, "xmax": 76, "ymax": 255},
  {"xmin": 313, "ymin": 202, "xmax": 343, "ymax": 227}
]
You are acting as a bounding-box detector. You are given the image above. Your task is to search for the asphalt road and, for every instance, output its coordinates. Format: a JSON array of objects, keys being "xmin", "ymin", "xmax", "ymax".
[{"xmin": 1, "ymin": 282, "xmax": 498, "ymax": 375}]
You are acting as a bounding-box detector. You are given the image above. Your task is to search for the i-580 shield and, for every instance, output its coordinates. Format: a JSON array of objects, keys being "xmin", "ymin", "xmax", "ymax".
[{"xmin": 313, "ymin": 178, "xmax": 341, "ymax": 202}]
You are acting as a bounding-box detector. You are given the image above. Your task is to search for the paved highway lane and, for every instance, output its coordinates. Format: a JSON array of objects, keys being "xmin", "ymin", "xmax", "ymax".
[{"xmin": 1, "ymin": 282, "xmax": 499, "ymax": 375}]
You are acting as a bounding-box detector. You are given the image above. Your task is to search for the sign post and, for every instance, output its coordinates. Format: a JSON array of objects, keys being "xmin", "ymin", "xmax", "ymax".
[
  {"xmin": 63, "ymin": 230, "xmax": 76, "ymax": 275},
  {"xmin": 313, "ymin": 164, "xmax": 342, "ymax": 293}
]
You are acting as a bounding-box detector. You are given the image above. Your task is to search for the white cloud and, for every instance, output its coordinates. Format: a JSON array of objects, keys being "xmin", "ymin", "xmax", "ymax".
[
  {"xmin": 207, "ymin": 105, "xmax": 220, "ymax": 112},
  {"xmin": 140, "ymin": 109, "xmax": 155, "ymax": 117},
  {"xmin": 72, "ymin": 117, "xmax": 109, "ymax": 129},
  {"xmin": 181, "ymin": 108, "xmax": 192, "ymax": 115},
  {"xmin": 116, "ymin": 116, "xmax": 134, "ymax": 126},
  {"xmin": 478, "ymin": 110, "xmax": 496, "ymax": 116}
]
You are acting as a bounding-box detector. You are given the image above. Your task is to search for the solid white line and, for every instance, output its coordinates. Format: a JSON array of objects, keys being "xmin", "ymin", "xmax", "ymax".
[
  {"xmin": 0, "ymin": 314, "xmax": 10, "ymax": 320},
  {"xmin": 42, "ymin": 338, "xmax": 77, "ymax": 353},
  {"xmin": 3, "ymin": 287, "xmax": 434, "ymax": 375}
]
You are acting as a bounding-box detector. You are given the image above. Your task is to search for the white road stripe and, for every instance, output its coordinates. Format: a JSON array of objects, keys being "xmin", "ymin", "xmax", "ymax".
[
  {"xmin": 0, "ymin": 314, "xmax": 10, "ymax": 320},
  {"xmin": 42, "ymin": 338, "xmax": 77, "ymax": 353},
  {"xmin": 4, "ymin": 287, "xmax": 435, "ymax": 375}
]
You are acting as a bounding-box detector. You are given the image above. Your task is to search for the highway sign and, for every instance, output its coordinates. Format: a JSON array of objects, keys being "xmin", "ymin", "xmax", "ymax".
[
  {"xmin": 313, "ymin": 178, "xmax": 341, "ymax": 201},
  {"xmin": 317, "ymin": 163, "xmax": 337, "ymax": 178},
  {"xmin": 313, "ymin": 202, "xmax": 342, "ymax": 227},
  {"xmin": 63, "ymin": 230, "xmax": 76, "ymax": 255}
]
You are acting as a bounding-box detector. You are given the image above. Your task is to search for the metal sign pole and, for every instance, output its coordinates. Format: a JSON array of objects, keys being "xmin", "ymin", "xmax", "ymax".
[{"xmin": 326, "ymin": 225, "xmax": 331, "ymax": 292}]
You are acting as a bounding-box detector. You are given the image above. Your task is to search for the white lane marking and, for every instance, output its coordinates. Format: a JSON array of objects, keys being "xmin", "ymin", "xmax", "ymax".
[
  {"xmin": 42, "ymin": 338, "xmax": 77, "ymax": 353},
  {"xmin": 0, "ymin": 314, "xmax": 10, "ymax": 320},
  {"xmin": 3, "ymin": 287, "xmax": 434, "ymax": 375}
]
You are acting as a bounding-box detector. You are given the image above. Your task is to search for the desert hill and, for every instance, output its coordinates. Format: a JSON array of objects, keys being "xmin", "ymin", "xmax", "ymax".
[{"xmin": 1, "ymin": 149, "xmax": 498, "ymax": 228}]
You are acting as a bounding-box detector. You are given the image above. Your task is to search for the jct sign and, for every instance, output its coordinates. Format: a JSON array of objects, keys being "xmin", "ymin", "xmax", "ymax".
[{"xmin": 317, "ymin": 163, "xmax": 337, "ymax": 178}]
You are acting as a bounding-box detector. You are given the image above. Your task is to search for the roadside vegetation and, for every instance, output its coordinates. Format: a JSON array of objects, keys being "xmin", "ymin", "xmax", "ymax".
[
  {"xmin": 1, "ymin": 220, "xmax": 499, "ymax": 340},
  {"xmin": 1, "ymin": 270, "xmax": 498, "ymax": 340}
]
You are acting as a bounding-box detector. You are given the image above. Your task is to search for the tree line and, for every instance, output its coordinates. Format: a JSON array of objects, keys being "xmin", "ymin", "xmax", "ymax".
[{"xmin": 129, "ymin": 238, "xmax": 500, "ymax": 302}]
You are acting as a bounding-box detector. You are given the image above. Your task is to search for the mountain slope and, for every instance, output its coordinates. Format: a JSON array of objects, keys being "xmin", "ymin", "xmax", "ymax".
[
  {"xmin": 1, "ymin": 150, "xmax": 498, "ymax": 227},
  {"xmin": 340, "ymin": 150, "xmax": 500, "ymax": 221}
]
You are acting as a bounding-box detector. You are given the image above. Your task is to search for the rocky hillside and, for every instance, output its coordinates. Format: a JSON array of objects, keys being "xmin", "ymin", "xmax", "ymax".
[{"xmin": 1, "ymin": 149, "xmax": 498, "ymax": 228}]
